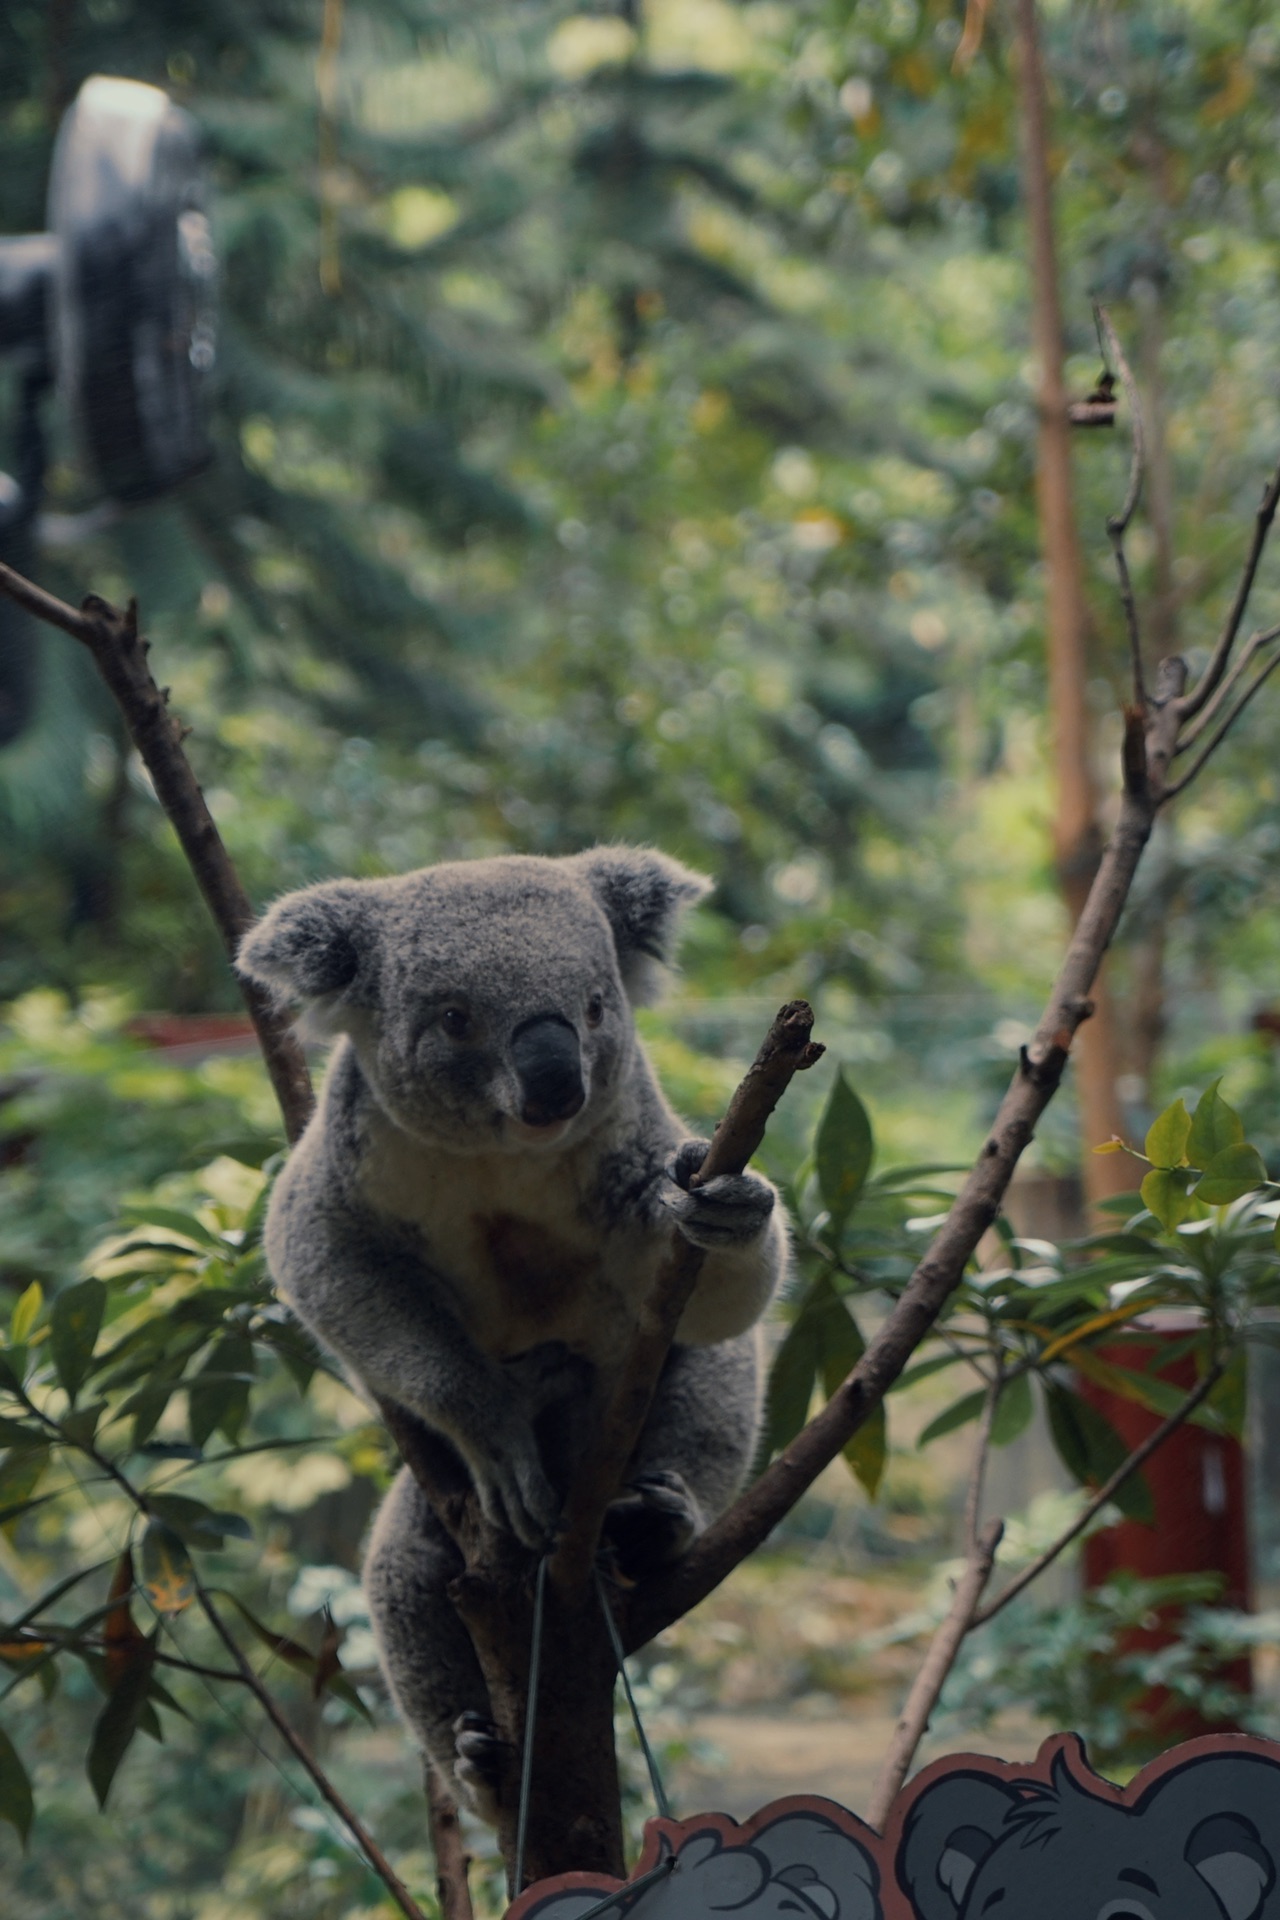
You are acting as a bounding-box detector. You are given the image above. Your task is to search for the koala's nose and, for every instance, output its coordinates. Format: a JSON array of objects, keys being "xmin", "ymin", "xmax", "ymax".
[{"xmin": 511, "ymin": 1015, "xmax": 586, "ymax": 1127}]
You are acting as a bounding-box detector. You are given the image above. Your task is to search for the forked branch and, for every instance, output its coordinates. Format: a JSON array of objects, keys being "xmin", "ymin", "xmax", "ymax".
[{"xmin": 1177, "ymin": 456, "xmax": 1280, "ymax": 722}]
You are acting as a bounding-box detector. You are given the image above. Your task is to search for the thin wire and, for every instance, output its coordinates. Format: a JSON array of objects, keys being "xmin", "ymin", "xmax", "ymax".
[
  {"xmin": 548, "ymin": 1856, "xmax": 677, "ymax": 1920},
  {"xmin": 513, "ymin": 1554, "xmax": 549, "ymax": 1895},
  {"xmin": 594, "ymin": 1572, "xmax": 672, "ymax": 1821}
]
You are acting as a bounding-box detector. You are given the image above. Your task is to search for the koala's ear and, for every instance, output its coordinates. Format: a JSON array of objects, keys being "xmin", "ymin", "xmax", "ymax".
[
  {"xmin": 1187, "ymin": 1813, "xmax": 1274, "ymax": 1920},
  {"xmin": 568, "ymin": 846, "xmax": 713, "ymax": 1002},
  {"xmin": 237, "ymin": 881, "xmax": 377, "ymax": 1010},
  {"xmin": 897, "ymin": 1774, "xmax": 1020, "ymax": 1920},
  {"xmin": 1149, "ymin": 1752, "xmax": 1280, "ymax": 1920}
]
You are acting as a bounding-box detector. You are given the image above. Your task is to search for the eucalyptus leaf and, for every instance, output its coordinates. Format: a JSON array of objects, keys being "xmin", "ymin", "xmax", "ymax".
[
  {"xmin": 815, "ymin": 1071, "xmax": 874, "ymax": 1233},
  {"xmin": 0, "ymin": 1722, "xmax": 33, "ymax": 1842},
  {"xmin": 50, "ymin": 1278, "xmax": 106, "ymax": 1404},
  {"xmin": 86, "ymin": 1629, "xmax": 158, "ymax": 1808}
]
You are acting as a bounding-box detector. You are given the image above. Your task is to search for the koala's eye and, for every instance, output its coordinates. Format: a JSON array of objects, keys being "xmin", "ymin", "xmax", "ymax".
[
  {"xmin": 586, "ymin": 991, "xmax": 605, "ymax": 1028},
  {"xmin": 439, "ymin": 1007, "xmax": 470, "ymax": 1039}
]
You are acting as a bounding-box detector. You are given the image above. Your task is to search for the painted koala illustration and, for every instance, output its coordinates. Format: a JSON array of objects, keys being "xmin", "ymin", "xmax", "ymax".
[
  {"xmin": 237, "ymin": 847, "xmax": 787, "ymax": 1815},
  {"xmin": 514, "ymin": 1807, "xmax": 881, "ymax": 1920},
  {"xmin": 898, "ymin": 1737, "xmax": 1280, "ymax": 1920}
]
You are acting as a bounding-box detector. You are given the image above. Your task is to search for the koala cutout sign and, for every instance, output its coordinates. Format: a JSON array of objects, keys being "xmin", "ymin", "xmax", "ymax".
[{"xmin": 508, "ymin": 1735, "xmax": 1280, "ymax": 1920}]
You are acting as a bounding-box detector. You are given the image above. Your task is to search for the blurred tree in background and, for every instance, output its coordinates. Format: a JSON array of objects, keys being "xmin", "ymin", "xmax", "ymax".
[{"xmin": 6, "ymin": 1, "xmax": 1280, "ymax": 1914}]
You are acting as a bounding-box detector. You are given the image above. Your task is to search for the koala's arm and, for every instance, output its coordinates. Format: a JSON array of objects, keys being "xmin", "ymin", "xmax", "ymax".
[
  {"xmin": 265, "ymin": 1148, "xmax": 560, "ymax": 1547},
  {"xmin": 658, "ymin": 1139, "xmax": 789, "ymax": 1346}
]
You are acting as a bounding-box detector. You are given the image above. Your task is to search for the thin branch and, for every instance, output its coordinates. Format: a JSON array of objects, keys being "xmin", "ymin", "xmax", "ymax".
[
  {"xmin": 1095, "ymin": 306, "xmax": 1146, "ymax": 708},
  {"xmin": 971, "ymin": 1357, "xmax": 1225, "ymax": 1628},
  {"xmin": 195, "ymin": 1577, "xmax": 431, "ymax": 1920},
  {"xmin": 551, "ymin": 1002, "xmax": 824, "ymax": 1594},
  {"xmin": 426, "ymin": 1766, "xmax": 475, "ymax": 1920},
  {"xmin": 1162, "ymin": 645, "xmax": 1280, "ymax": 804},
  {"xmin": 865, "ymin": 1516, "xmax": 1004, "ymax": 1832},
  {"xmin": 1178, "ymin": 456, "xmax": 1280, "ymax": 720},
  {"xmin": 0, "ymin": 562, "xmax": 315, "ymax": 1145},
  {"xmin": 963, "ymin": 1363, "xmax": 1001, "ymax": 1558},
  {"xmin": 1175, "ymin": 623, "xmax": 1280, "ymax": 754}
]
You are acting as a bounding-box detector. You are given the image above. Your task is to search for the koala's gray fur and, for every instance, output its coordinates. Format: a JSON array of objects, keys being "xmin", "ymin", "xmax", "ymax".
[{"xmin": 237, "ymin": 847, "xmax": 787, "ymax": 1816}]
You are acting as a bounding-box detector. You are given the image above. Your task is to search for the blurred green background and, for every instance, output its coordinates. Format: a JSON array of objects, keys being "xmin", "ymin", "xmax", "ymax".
[{"xmin": 6, "ymin": 1, "xmax": 1280, "ymax": 1914}]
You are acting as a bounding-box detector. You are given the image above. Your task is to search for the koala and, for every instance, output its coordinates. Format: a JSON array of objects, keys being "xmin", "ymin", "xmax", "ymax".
[
  {"xmin": 237, "ymin": 846, "xmax": 787, "ymax": 1818},
  {"xmin": 898, "ymin": 1739, "xmax": 1280, "ymax": 1920}
]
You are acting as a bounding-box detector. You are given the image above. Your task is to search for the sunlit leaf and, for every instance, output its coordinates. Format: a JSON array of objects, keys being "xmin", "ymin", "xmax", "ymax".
[
  {"xmin": 50, "ymin": 1279, "xmax": 106, "ymax": 1404},
  {"xmin": 1140, "ymin": 1166, "xmax": 1199, "ymax": 1233},
  {"xmin": 86, "ymin": 1628, "xmax": 158, "ymax": 1808},
  {"xmin": 1144, "ymin": 1098, "xmax": 1192, "ymax": 1171},
  {"xmin": 139, "ymin": 1521, "xmax": 196, "ymax": 1615},
  {"xmin": 0, "ymin": 1723, "xmax": 33, "ymax": 1842},
  {"xmin": 815, "ymin": 1070, "xmax": 874, "ymax": 1232},
  {"xmin": 1193, "ymin": 1142, "xmax": 1267, "ymax": 1207},
  {"xmin": 9, "ymin": 1283, "xmax": 42, "ymax": 1346},
  {"xmin": 1186, "ymin": 1080, "xmax": 1245, "ymax": 1168}
]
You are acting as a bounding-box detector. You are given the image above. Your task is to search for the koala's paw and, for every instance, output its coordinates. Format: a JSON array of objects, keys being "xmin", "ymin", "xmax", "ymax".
[
  {"xmin": 660, "ymin": 1139, "xmax": 775, "ymax": 1250},
  {"xmin": 453, "ymin": 1711, "xmax": 509, "ymax": 1826},
  {"xmin": 603, "ymin": 1469, "xmax": 702, "ymax": 1581},
  {"xmin": 472, "ymin": 1429, "xmax": 562, "ymax": 1551}
]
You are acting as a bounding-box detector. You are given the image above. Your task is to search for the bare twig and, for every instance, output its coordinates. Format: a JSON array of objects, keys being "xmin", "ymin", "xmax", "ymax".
[
  {"xmin": 962, "ymin": 1364, "xmax": 1002, "ymax": 1557},
  {"xmin": 865, "ymin": 1517, "xmax": 1004, "ymax": 1831},
  {"xmin": 1163, "ymin": 645, "xmax": 1280, "ymax": 804},
  {"xmin": 0, "ymin": 562, "xmax": 315, "ymax": 1145},
  {"xmin": 1177, "ymin": 457, "xmax": 1280, "ymax": 721},
  {"xmin": 551, "ymin": 1002, "xmax": 824, "ymax": 1594},
  {"xmin": 195, "ymin": 1580, "xmax": 430, "ymax": 1920},
  {"xmin": 426, "ymin": 1766, "xmax": 474, "ymax": 1920},
  {"xmin": 1175, "ymin": 623, "xmax": 1280, "ymax": 754},
  {"xmin": 1095, "ymin": 305, "xmax": 1146, "ymax": 707},
  {"xmin": 971, "ymin": 1357, "xmax": 1225, "ymax": 1626}
]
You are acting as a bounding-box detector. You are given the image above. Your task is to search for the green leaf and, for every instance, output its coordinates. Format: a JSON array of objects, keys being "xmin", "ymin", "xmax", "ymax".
[
  {"xmin": 147, "ymin": 1494, "xmax": 252, "ymax": 1548},
  {"xmin": 187, "ymin": 1335, "xmax": 255, "ymax": 1448},
  {"xmin": 0, "ymin": 1447, "xmax": 48, "ymax": 1537},
  {"xmin": 918, "ymin": 1387, "xmax": 988, "ymax": 1448},
  {"xmin": 139, "ymin": 1522, "xmax": 196, "ymax": 1615},
  {"xmin": 815, "ymin": 1070, "xmax": 874, "ymax": 1232},
  {"xmin": 1193, "ymin": 1143, "xmax": 1268, "ymax": 1207},
  {"xmin": 1044, "ymin": 1385, "xmax": 1155, "ymax": 1526},
  {"xmin": 117, "ymin": 1206, "xmax": 225, "ymax": 1252},
  {"xmin": 762, "ymin": 1305, "xmax": 821, "ymax": 1460},
  {"xmin": 810, "ymin": 1275, "xmax": 884, "ymax": 1498},
  {"xmin": 1144, "ymin": 1098, "xmax": 1192, "ymax": 1171},
  {"xmin": 990, "ymin": 1370, "xmax": 1033, "ymax": 1447},
  {"xmin": 50, "ymin": 1279, "xmax": 105, "ymax": 1405},
  {"xmin": 86, "ymin": 1629, "xmax": 158, "ymax": 1808},
  {"xmin": 0, "ymin": 1416, "xmax": 45, "ymax": 1449},
  {"xmin": 0, "ymin": 1722, "xmax": 33, "ymax": 1842},
  {"xmin": 9, "ymin": 1283, "xmax": 42, "ymax": 1345},
  {"xmin": 1140, "ymin": 1166, "xmax": 1200, "ymax": 1232},
  {"xmin": 1186, "ymin": 1080, "xmax": 1245, "ymax": 1168}
]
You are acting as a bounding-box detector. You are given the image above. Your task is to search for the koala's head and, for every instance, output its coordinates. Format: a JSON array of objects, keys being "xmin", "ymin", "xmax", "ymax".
[
  {"xmin": 237, "ymin": 846, "xmax": 711, "ymax": 1154},
  {"xmin": 898, "ymin": 1746, "xmax": 1280, "ymax": 1920}
]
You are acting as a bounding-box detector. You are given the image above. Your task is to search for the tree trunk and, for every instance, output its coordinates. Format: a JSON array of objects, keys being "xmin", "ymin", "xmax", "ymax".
[{"xmin": 1014, "ymin": 0, "xmax": 1135, "ymax": 1208}]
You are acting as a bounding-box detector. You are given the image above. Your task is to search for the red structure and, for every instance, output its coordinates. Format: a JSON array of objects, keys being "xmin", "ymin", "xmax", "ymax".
[{"xmin": 1080, "ymin": 1319, "xmax": 1251, "ymax": 1740}]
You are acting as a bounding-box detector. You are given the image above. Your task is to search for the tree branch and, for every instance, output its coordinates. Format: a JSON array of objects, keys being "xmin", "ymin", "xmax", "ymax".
[
  {"xmin": 551, "ymin": 1002, "xmax": 824, "ymax": 1594},
  {"xmin": 426, "ymin": 1765, "xmax": 475, "ymax": 1920},
  {"xmin": 1177, "ymin": 457, "xmax": 1280, "ymax": 721},
  {"xmin": 1174, "ymin": 623, "xmax": 1280, "ymax": 754},
  {"xmin": 1163, "ymin": 645, "xmax": 1280, "ymax": 804},
  {"xmin": 625, "ymin": 670, "xmax": 1187, "ymax": 1650},
  {"xmin": 0, "ymin": 562, "xmax": 315, "ymax": 1146},
  {"xmin": 194, "ymin": 1579, "xmax": 431, "ymax": 1920},
  {"xmin": 865, "ymin": 1517, "xmax": 1003, "ymax": 1832},
  {"xmin": 1095, "ymin": 305, "xmax": 1146, "ymax": 708},
  {"xmin": 971, "ymin": 1357, "xmax": 1225, "ymax": 1627}
]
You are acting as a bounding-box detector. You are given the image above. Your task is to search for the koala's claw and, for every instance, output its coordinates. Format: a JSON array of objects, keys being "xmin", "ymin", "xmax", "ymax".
[
  {"xmin": 453, "ymin": 1711, "xmax": 508, "ymax": 1823},
  {"xmin": 474, "ymin": 1441, "xmax": 562, "ymax": 1549},
  {"xmin": 603, "ymin": 1469, "xmax": 701, "ymax": 1580},
  {"xmin": 660, "ymin": 1139, "xmax": 775, "ymax": 1250}
]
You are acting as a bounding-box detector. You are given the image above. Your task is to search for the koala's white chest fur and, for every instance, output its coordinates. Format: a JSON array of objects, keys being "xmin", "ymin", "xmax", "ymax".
[{"xmin": 357, "ymin": 1106, "xmax": 642, "ymax": 1366}]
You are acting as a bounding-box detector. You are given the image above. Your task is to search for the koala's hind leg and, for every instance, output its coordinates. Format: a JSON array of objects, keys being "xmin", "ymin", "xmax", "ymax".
[
  {"xmin": 605, "ymin": 1331, "xmax": 761, "ymax": 1579},
  {"xmin": 364, "ymin": 1467, "xmax": 503, "ymax": 1819}
]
